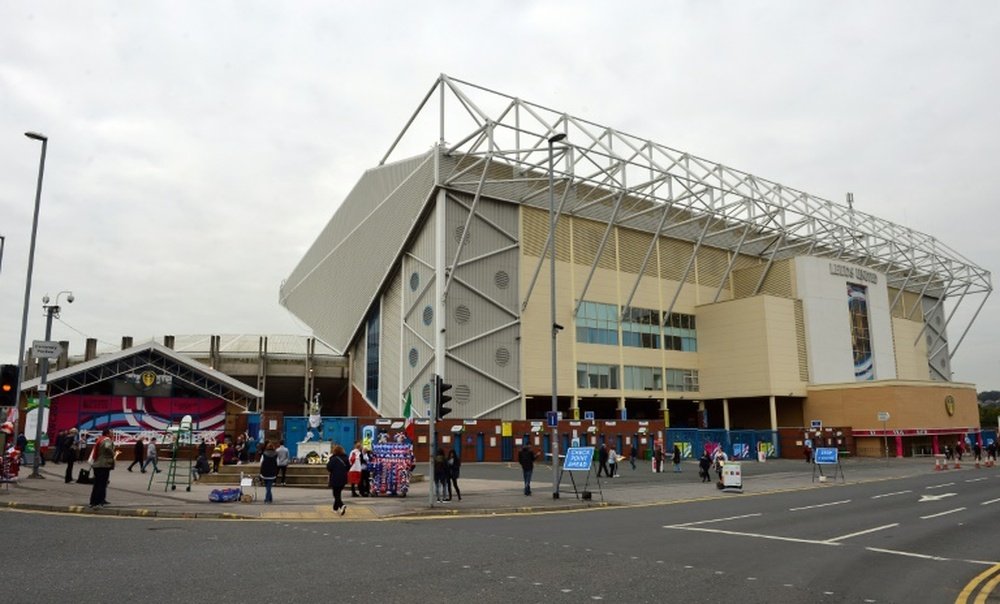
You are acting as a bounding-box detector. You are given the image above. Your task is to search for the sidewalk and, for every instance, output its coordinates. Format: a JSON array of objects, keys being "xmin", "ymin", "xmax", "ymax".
[{"xmin": 0, "ymin": 456, "xmax": 981, "ymax": 521}]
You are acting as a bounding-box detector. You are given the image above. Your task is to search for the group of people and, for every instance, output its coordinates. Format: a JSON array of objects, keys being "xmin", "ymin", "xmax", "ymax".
[
  {"xmin": 432, "ymin": 448, "xmax": 462, "ymax": 502},
  {"xmin": 126, "ymin": 437, "xmax": 163, "ymax": 474}
]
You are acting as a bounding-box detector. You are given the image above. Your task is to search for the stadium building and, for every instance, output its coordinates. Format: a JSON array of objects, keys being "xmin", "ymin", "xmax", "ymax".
[{"xmin": 279, "ymin": 75, "xmax": 993, "ymax": 458}]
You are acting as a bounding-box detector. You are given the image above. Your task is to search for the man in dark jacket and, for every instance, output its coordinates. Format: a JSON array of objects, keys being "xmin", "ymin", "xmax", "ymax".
[
  {"xmin": 517, "ymin": 444, "xmax": 536, "ymax": 496},
  {"xmin": 597, "ymin": 443, "xmax": 610, "ymax": 477},
  {"xmin": 127, "ymin": 437, "xmax": 145, "ymax": 472}
]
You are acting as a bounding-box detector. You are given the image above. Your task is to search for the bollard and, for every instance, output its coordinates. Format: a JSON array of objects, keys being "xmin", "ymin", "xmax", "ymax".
[{"xmin": 933, "ymin": 455, "xmax": 946, "ymax": 471}]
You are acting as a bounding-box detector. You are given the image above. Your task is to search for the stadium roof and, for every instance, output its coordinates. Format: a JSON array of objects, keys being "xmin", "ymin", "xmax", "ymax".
[
  {"xmin": 283, "ymin": 75, "xmax": 991, "ymax": 360},
  {"xmin": 381, "ymin": 75, "xmax": 992, "ymax": 346}
]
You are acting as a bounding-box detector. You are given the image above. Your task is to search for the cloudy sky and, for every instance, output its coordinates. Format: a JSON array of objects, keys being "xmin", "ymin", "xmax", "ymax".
[{"xmin": 2, "ymin": 2, "xmax": 998, "ymax": 390}]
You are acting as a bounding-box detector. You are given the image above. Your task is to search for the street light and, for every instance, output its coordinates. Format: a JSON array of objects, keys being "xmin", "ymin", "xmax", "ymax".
[
  {"xmin": 548, "ymin": 132, "xmax": 567, "ymax": 499},
  {"xmin": 29, "ymin": 290, "xmax": 73, "ymax": 478},
  {"xmin": 17, "ymin": 131, "xmax": 48, "ymax": 475}
]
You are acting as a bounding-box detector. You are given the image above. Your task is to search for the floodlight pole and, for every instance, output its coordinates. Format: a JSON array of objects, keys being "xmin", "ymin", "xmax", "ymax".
[
  {"xmin": 548, "ymin": 133, "xmax": 566, "ymax": 499},
  {"xmin": 18, "ymin": 132, "xmax": 47, "ymax": 470}
]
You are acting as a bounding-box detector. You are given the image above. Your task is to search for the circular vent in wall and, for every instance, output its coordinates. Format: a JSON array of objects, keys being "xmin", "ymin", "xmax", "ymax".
[
  {"xmin": 422, "ymin": 305, "xmax": 434, "ymax": 326},
  {"xmin": 495, "ymin": 346, "xmax": 511, "ymax": 367},
  {"xmin": 494, "ymin": 270, "xmax": 510, "ymax": 289},
  {"xmin": 455, "ymin": 384, "xmax": 471, "ymax": 405},
  {"xmin": 409, "ymin": 272, "xmax": 420, "ymax": 292},
  {"xmin": 455, "ymin": 305, "xmax": 471, "ymax": 324},
  {"xmin": 408, "ymin": 348, "xmax": 419, "ymax": 368}
]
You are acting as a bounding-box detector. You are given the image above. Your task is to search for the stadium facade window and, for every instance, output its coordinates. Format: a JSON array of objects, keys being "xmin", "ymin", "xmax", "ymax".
[
  {"xmin": 666, "ymin": 368, "xmax": 699, "ymax": 392},
  {"xmin": 576, "ymin": 362, "xmax": 620, "ymax": 390},
  {"xmin": 848, "ymin": 283, "xmax": 875, "ymax": 380},
  {"xmin": 365, "ymin": 302, "xmax": 381, "ymax": 406},
  {"xmin": 664, "ymin": 312, "xmax": 697, "ymax": 352},
  {"xmin": 621, "ymin": 306, "xmax": 661, "ymax": 349},
  {"xmin": 575, "ymin": 301, "xmax": 619, "ymax": 346},
  {"xmin": 624, "ymin": 365, "xmax": 663, "ymax": 391}
]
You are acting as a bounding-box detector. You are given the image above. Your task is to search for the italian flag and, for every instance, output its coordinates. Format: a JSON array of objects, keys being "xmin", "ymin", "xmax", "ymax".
[{"xmin": 403, "ymin": 390, "xmax": 415, "ymax": 442}]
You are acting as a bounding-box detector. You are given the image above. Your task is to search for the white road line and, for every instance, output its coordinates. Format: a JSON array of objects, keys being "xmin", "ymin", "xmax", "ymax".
[
  {"xmin": 866, "ymin": 547, "xmax": 998, "ymax": 566},
  {"xmin": 664, "ymin": 525, "xmax": 840, "ymax": 546},
  {"xmin": 980, "ymin": 497, "xmax": 1000, "ymax": 506},
  {"xmin": 825, "ymin": 523, "xmax": 899, "ymax": 543},
  {"xmin": 925, "ymin": 482, "xmax": 955, "ymax": 489},
  {"xmin": 666, "ymin": 513, "xmax": 762, "ymax": 527},
  {"xmin": 871, "ymin": 490, "xmax": 911, "ymax": 499},
  {"xmin": 789, "ymin": 499, "xmax": 851, "ymax": 511},
  {"xmin": 965, "ymin": 477, "xmax": 988, "ymax": 483},
  {"xmin": 866, "ymin": 547, "xmax": 948, "ymax": 561},
  {"xmin": 920, "ymin": 507, "xmax": 966, "ymax": 519}
]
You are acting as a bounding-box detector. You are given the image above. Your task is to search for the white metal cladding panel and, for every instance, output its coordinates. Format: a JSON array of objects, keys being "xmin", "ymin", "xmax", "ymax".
[
  {"xmin": 351, "ymin": 336, "xmax": 365, "ymax": 395},
  {"xmin": 449, "ymin": 323, "xmax": 520, "ymax": 395},
  {"xmin": 284, "ymin": 153, "xmax": 432, "ymax": 291},
  {"xmin": 380, "ymin": 271, "xmax": 402, "ymax": 417},
  {"xmin": 281, "ymin": 153, "xmax": 436, "ymax": 353},
  {"xmin": 402, "ymin": 216, "xmax": 436, "ymax": 324},
  {"xmin": 455, "ymin": 247, "xmax": 519, "ymax": 313},
  {"xmin": 444, "ymin": 357, "xmax": 520, "ymax": 420},
  {"xmin": 401, "ymin": 325, "xmax": 434, "ymax": 405}
]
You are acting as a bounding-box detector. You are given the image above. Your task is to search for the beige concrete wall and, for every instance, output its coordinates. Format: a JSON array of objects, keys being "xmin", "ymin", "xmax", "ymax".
[
  {"xmin": 892, "ymin": 316, "xmax": 929, "ymax": 381},
  {"xmin": 697, "ymin": 296, "xmax": 806, "ymax": 399},
  {"xmin": 804, "ymin": 381, "xmax": 978, "ymax": 429}
]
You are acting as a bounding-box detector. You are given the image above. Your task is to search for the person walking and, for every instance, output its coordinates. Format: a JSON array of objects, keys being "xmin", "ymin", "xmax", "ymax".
[
  {"xmin": 672, "ymin": 445, "xmax": 682, "ymax": 473},
  {"xmin": 143, "ymin": 437, "xmax": 162, "ymax": 473},
  {"xmin": 259, "ymin": 442, "xmax": 279, "ymax": 504},
  {"xmin": 629, "ymin": 444, "xmax": 638, "ymax": 471},
  {"xmin": 127, "ymin": 437, "xmax": 145, "ymax": 472},
  {"xmin": 517, "ymin": 443, "xmax": 537, "ymax": 495},
  {"xmin": 447, "ymin": 448, "xmax": 462, "ymax": 501},
  {"xmin": 597, "ymin": 443, "xmax": 610, "ymax": 477},
  {"xmin": 698, "ymin": 451, "xmax": 712, "ymax": 482},
  {"xmin": 433, "ymin": 448, "xmax": 449, "ymax": 503},
  {"xmin": 326, "ymin": 444, "xmax": 349, "ymax": 515},
  {"xmin": 608, "ymin": 446, "xmax": 619, "ymax": 478},
  {"xmin": 88, "ymin": 428, "xmax": 116, "ymax": 509},
  {"xmin": 653, "ymin": 446, "xmax": 664, "ymax": 473},
  {"xmin": 63, "ymin": 428, "xmax": 80, "ymax": 483},
  {"xmin": 713, "ymin": 447, "xmax": 728, "ymax": 482},
  {"xmin": 275, "ymin": 440, "xmax": 290, "ymax": 486}
]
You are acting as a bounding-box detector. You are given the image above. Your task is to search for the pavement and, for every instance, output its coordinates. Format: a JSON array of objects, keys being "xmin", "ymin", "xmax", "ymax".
[{"xmin": 1, "ymin": 455, "xmax": 991, "ymax": 520}]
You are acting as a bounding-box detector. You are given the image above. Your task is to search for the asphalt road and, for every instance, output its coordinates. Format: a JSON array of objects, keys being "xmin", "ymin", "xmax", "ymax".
[{"xmin": 3, "ymin": 470, "xmax": 998, "ymax": 603}]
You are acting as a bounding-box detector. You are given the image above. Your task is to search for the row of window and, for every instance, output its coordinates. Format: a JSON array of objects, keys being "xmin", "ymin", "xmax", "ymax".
[
  {"xmin": 577, "ymin": 363, "xmax": 700, "ymax": 392},
  {"xmin": 577, "ymin": 301, "xmax": 698, "ymax": 351}
]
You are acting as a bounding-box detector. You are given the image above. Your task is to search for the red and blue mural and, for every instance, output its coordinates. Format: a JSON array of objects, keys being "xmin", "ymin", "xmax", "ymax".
[{"xmin": 47, "ymin": 394, "xmax": 226, "ymax": 435}]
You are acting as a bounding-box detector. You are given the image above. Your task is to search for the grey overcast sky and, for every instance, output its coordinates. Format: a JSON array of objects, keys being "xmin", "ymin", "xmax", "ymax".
[{"xmin": 2, "ymin": 2, "xmax": 998, "ymax": 390}]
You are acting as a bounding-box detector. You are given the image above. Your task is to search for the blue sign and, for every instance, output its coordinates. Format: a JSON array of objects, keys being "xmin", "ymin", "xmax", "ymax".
[
  {"xmin": 584, "ymin": 411, "xmax": 595, "ymax": 421},
  {"xmin": 814, "ymin": 447, "xmax": 839, "ymax": 465},
  {"xmin": 546, "ymin": 411, "xmax": 558, "ymax": 428},
  {"xmin": 563, "ymin": 447, "xmax": 595, "ymax": 471}
]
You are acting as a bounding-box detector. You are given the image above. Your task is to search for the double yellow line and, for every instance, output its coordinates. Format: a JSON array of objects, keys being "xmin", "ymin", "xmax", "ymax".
[{"xmin": 956, "ymin": 563, "xmax": 1000, "ymax": 604}]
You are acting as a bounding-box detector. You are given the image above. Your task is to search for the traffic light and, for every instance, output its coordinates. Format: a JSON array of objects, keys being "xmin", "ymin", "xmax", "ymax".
[
  {"xmin": 0, "ymin": 364, "xmax": 17, "ymax": 406},
  {"xmin": 435, "ymin": 374, "xmax": 453, "ymax": 419}
]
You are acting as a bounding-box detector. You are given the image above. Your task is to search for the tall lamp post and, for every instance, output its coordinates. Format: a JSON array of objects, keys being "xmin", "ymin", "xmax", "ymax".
[
  {"xmin": 29, "ymin": 290, "xmax": 74, "ymax": 478},
  {"xmin": 18, "ymin": 132, "xmax": 48, "ymax": 474},
  {"xmin": 548, "ymin": 132, "xmax": 567, "ymax": 498}
]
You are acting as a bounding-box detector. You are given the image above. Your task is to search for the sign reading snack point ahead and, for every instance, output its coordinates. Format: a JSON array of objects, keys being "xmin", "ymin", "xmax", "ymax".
[{"xmin": 563, "ymin": 447, "xmax": 595, "ymax": 471}]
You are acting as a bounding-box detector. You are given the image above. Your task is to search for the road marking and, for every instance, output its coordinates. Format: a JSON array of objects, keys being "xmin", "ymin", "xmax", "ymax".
[
  {"xmin": 664, "ymin": 525, "xmax": 840, "ymax": 546},
  {"xmin": 919, "ymin": 493, "xmax": 956, "ymax": 502},
  {"xmin": 867, "ymin": 547, "xmax": 948, "ymax": 561},
  {"xmin": 667, "ymin": 512, "xmax": 762, "ymax": 527},
  {"xmin": 789, "ymin": 499, "xmax": 851, "ymax": 511},
  {"xmin": 926, "ymin": 482, "xmax": 955, "ymax": 489},
  {"xmin": 951, "ymin": 561, "xmax": 1000, "ymax": 604},
  {"xmin": 871, "ymin": 490, "xmax": 911, "ymax": 499},
  {"xmin": 965, "ymin": 477, "xmax": 988, "ymax": 483},
  {"xmin": 981, "ymin": 497, "xmax": 1000, "ymax": 506},
  {"xmin": 920, "ymin": 507, "xmax": 966, "ymax": 519},
  {"xmin": 825, "ymin": 523, "xmax": 898, "ymax": 543}
]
